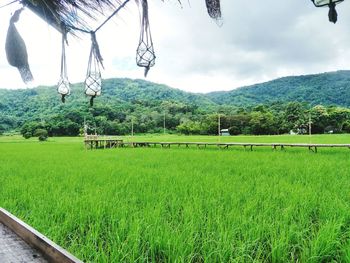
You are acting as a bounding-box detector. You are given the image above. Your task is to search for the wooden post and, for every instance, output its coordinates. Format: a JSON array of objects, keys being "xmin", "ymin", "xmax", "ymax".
[
  {"xmin": 309, "ymin": 112, "xmax": 312, "ymax": 139},
  {"xmin": 131, "ymin": 118, "xmax": 134, "ymax": 137}
]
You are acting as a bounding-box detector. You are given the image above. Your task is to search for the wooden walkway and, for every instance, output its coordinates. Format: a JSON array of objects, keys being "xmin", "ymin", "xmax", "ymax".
[
  {"xmin": 0, "ymin": 208, "xmax": 82, "ymax": 263},
  {"xmin": 84, "ymin": 138, "xmax": 350, "ymax": 153},
  {"xmin": 84, "ymin": 135, "xmax": 124, "ymax": 149}
]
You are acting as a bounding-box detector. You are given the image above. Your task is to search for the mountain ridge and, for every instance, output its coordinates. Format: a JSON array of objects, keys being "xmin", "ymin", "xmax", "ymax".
[
  {"xmin": 206, "ymin": 70, "xmax": 350, "ymax": 107},
  {"xmin": 1, "ymin": 70, "xmax": 350, "ymax": 133},
  {"xmin": 3, "ymin": 70, "xmax": 349, "ymax": 108}
]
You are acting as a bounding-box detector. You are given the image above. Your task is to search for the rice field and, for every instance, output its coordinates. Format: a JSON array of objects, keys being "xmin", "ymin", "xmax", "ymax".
[{"xmin": 1, "ymin": 134, "xmax": 350, "ymax": 262}]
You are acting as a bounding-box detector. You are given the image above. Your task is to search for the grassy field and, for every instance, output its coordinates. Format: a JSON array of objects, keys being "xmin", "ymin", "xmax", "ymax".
[{"xmin": 1, "ymin": 134, "xmax": 350, "ymax": 262}]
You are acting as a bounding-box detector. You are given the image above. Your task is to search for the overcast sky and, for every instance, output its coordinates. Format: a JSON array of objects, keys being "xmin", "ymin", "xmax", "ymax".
[{"xmin": 0, "ymin": 0, "xmax": 350, "ymax": 93}]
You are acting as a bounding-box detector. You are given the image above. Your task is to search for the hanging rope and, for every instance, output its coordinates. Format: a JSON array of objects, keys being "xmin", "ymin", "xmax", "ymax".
[
  {"xmin": 0, "ymin": 0, "xmax": 19, "ymax": 9},
  {"xmin": 5, "ymin": 8, "xmax": 34, "ymax": 84},
  {"xmin": 136, "ymin": 0, "xmax": 156, "ymax": 77},
  {"xmin": 57, "ymin": 28, "xmax": 70, "ymax": 103},
  {"xmin": 85, "ymin": 32, "xmax": 103, "ymax": 107}
]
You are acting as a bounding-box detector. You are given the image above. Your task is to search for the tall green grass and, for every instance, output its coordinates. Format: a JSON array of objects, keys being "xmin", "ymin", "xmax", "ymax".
[{"xmin": 1, "ymin": 135, "xmax": 350, "ymax": 262}]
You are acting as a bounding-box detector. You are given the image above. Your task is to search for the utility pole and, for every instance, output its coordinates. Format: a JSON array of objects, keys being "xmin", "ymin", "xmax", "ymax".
[
  {"xmin": 131, "ymin": 118, "xmax": 134, "ymax": 137},
  {"xmin": 163, "ymin": 111, "xmax": 166, "ymax": 135},
  {"xmin": 83, "ymin": 117, "xmax": 87, "ymax": 137},
  {"xmin": 218, "ymin": 114, "xmax": 221, "ymax": 137},
  {"xmin": 309, "ymin": 112, "xmax": 312, "ymax": 137}
]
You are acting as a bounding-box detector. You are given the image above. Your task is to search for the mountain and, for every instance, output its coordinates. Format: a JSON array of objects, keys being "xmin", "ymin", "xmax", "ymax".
[
  {"xmin": 206, "ymin": 70, "xmax": 350, "ymax": 107},
  {"xmin": 0, "ymin": 78, "xmax": 215, "ymax": 112},
  {"xmin": 0, "ymin": 78, "xmax": 216, "ymax": 132},
  {"xmin": 1, "ymin": 71, "xmax": 350, "ymax": 134}
]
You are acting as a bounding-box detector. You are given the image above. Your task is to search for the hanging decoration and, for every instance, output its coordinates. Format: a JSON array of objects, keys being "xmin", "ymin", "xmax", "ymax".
[
  {"xmin": 57, "ymin": 28, "xmax": 70, "ymax": 103},
  {"xmin": 1, "ymin": 0, "xmax": 223, "ymax": 106},
  {"xmin": 5, "ymin": 8, "xmax": 33, "ymax": 84},
  {"xmin": 311, "ymin": 0, "xmax": 344, "ymax": 23},
  {"xmin": 84, "ymin": 32, "xmax": 104, "ymax": 107},
  {"xmin": 205, "ymin": 0, "xmax": 222, "ymax": 21},
  {"xmin": 136, "ymin": 0, "xmax": 156, "ymax": 77}
]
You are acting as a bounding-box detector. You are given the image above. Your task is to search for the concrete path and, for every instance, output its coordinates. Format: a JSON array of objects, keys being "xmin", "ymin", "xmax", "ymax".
[{"xmin": 0, "ymin": 222, "xmax": 48, "ymax": 263}]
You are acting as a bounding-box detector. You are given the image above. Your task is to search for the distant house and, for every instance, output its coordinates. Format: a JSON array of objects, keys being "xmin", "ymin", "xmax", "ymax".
[
  {"xmin": 220, "ymin": 129, "xmax": 230, "ymax": 136},
  {"xmin": 289, "ymin": 128, "xmax": 307, "ymax": 135},
  {"xmin": 289, "ymin": 130, "xmax": 297, "ymax": 135}
]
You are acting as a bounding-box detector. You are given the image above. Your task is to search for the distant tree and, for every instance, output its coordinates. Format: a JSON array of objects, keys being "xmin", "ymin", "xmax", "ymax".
[
  {"xmin": 342, "ymin": 122, "xmax": 350, "ymax": 133},
  {"xmin": 23, "ymin": 132, "xmax": 31, "ymax": 139},
  {"xmin": 249, "ymin": 111, "xmax": 278, "ymax": 135},
  {"xmin": 201, "ymin": 115, "xmax": 219, "ymax": 135},
  {"xmin": 176, "ymin": 121, "xmax": 201, "ymax": 135},
  {"xmin": 21, "ymin": 121, "xmax": 43, "ymax": 138},
  {"xmin": 0, "ymin": 124, "xmax": 5, "ymax": 135},
  {"xmin": 310, "ymin": 105, "xmax": 330, "ymax": 134},
  {"xmin": 228, "ymin": 126, "xmax": 240, "ymax": 135},
  {"xmin": 328, "ymin": 107, "xmax": 350, "ymax": 132}
]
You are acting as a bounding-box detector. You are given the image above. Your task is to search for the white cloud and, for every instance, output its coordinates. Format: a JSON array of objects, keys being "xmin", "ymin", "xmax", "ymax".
[{"xmin": 0, "ymin": 0, "xmax": 350, "ymax": 92}]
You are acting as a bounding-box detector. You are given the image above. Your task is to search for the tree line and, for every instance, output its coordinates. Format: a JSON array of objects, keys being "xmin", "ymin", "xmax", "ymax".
[{"xmin": 18, "ymin": 101, "xmax": 350, "ymax": 138}]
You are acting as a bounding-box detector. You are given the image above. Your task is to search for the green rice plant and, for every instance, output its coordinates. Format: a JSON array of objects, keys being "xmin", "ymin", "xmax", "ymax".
[{"xmin": 0, "ymin": 135, "xmax": 350, "ymax": 262}]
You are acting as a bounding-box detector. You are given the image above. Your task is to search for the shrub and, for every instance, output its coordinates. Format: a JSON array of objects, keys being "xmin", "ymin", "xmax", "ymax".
[
  {"xmin": 228, "ymin": 126, "xmax": 240, "ymax": 136},
  {"xmin": 23, "ymin": 132, "xmax": 31, "ymax": 139},
  {"xmin": 342, "ymin": 122, "xmax": 350, "ymax": 133},
  {"xmin": 34, "ymin": 129, "xmax": 48, "ymax": 141}
]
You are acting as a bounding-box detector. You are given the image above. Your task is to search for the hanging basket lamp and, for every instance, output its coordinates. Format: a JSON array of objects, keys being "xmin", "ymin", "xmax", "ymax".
[
  {"xmin": 84, "ymin": 32, "xmax": 103, "ymax": 107},
  {"xmin": 57, "ymin": 28, "xmax": 70, "ymax": 103},
  {"xmin": 311, "ymin": 0, "xmax": 344, "ymax": 23}
]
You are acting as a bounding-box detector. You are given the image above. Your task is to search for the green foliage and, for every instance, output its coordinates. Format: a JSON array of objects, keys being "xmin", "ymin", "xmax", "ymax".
[
  {"xmin": 342, "ymin": 121, "xmax": 350, "ymax": 133},
  {"xmin": 1, "ymin": 74, "xmax": 350, "ymax": 137},
  {"xmin": 34, "ymin": 129, "xmax": 48, "ymax": 141},
  {"xmin": 207, "ymin": 70, "xmax": 350, "ymax": 107},
  {"xmin": 228, "ymin": 125, "xmax": 240, "ymax": 135},
  {"xmin": 23, "ymin": 132, "xmax": 31, "ymax": 139},
  {"xmin": 176, "ymin": 120, "xmax": 201, "ymax": 135}
]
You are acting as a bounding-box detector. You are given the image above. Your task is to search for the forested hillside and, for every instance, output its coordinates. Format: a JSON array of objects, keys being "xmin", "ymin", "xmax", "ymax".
[
  {"xmin": 1, "ymin": 72, "xmax": 350, "ymax": 136},
  {"xmin": 207, "ymin": 70, "xmax": 350, "ymax": 107}
]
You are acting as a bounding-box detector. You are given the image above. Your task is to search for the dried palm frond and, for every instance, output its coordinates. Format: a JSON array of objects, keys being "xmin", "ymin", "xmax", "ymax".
[
  {"xmin": 20, "ymin": 0, "xmax": 122, "ymax": 33},
  {"xmin": 10, "ymin": 0, "xmax": 221, "ymax": 34}
]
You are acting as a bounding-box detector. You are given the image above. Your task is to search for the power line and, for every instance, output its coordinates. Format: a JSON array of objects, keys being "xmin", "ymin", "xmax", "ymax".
[{"xmin": 0, "ymin": 0, "xmax": 19, "ymax": 9}]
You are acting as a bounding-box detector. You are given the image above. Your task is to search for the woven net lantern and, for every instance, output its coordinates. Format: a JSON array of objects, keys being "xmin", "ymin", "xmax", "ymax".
[
  {"xmin": 311, "ymin": 0, "xmax": 344, "ymax": 23},
  {"xmin": 85, "ymin": 72, "xmax": 102, "ymax": 96},
  {"xmin": 57, "ymin": 30, "xmax": 70, "ymax": 103},
  {"xmin": 84, "ymin": 32, "xmax": 103, "ymax": 106},
  {"xmin": 57, "ymin": 78, "xmax": 70, "ymax": 102},
  {"xmin": 136, "ymin": 0, "xmax": 156, "ymax": 77}
]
